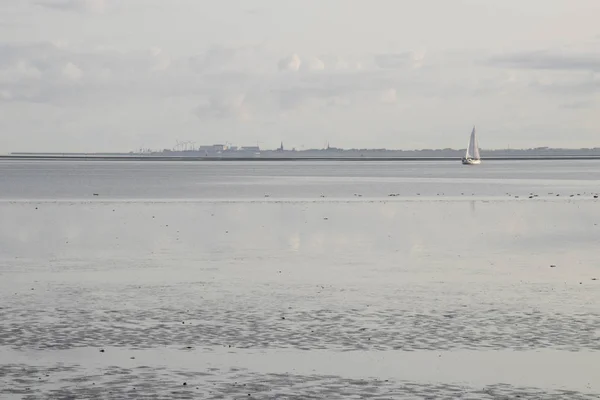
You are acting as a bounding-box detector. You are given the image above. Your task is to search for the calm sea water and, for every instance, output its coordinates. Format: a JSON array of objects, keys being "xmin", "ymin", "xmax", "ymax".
[
  {"xmin": 1, "ymin": 160, "xmax": 599, "ymax": 398},
  {"xmin": 1, "ymin": 159, "xmax": 599, "ymax": 200}
]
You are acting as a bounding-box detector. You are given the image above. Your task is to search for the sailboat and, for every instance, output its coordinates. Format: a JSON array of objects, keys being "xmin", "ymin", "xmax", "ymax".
[{"xmin": 461, "ymin": 126, "xmax": 481, "ymax": 165}]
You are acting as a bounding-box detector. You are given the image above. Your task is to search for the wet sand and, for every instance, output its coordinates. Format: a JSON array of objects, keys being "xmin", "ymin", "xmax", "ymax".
[{"xmin": 1, "ymin": 160, "xmax": 599, "ymax": 398}]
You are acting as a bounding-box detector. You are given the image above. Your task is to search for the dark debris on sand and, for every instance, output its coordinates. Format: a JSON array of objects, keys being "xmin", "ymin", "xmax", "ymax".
[{"xmin": 1, "ymin": 365, "xmax": 598, "ymax": 400}]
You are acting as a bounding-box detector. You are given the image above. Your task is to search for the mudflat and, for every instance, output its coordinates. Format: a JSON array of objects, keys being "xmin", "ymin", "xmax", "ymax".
[{"xmin": 1, "ymin": 160, "xmax": 599, "ymax": 398}]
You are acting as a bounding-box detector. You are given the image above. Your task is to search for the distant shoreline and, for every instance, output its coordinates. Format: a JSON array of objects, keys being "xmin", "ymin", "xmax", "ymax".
[{"xmin": 3, "ymin": 155, "xmax": 600, "ymax": 161}]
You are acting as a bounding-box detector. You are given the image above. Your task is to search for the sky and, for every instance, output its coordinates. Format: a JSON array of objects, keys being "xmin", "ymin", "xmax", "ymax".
[{"xmin": 0, "ymin": 0, "xmax": 599, "ymax": 152}]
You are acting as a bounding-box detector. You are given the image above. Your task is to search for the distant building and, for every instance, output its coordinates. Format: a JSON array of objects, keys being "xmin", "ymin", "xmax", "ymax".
[
  {"xmin": 199, "ymin": 144, "xmax": 226, "ymax": 152},
  {"xmin": 325, "ymin": 142, "xmax": 341, "ymax": 151}
]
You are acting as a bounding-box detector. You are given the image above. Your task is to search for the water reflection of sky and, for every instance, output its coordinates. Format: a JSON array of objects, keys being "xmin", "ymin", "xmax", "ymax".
[{"xmin": 1, "ymin": 201, "xmax": 598, "ymax": 278}]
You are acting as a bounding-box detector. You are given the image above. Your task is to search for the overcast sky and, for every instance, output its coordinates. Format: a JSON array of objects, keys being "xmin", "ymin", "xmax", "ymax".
[{"xmin": 0, "ymin": 0, "xmax": 599, "ymax": 152}]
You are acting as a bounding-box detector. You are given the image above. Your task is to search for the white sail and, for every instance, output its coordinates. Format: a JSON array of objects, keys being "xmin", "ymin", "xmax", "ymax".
[
  {"xmin": 465, "ymin": 126, "xmax": 480, "ymax": 160},
  {"xmin": 465, "ymin": 133, "xmax": 472, "ymax": 159},
  {"xmin": 472, "ymin": 127, "xmax": 480, "ymax": 160}
]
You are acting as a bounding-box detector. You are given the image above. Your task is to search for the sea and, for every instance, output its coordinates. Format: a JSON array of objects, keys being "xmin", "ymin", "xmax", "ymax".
[{"xmin": 1, "ymin": 159, "xmax": 599, "ymax": 399}]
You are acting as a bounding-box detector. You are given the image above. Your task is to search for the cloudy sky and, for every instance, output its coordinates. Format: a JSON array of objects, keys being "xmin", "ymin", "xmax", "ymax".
[{"xmin": 0, "ymin": 0, "xmax": 599, "ymax": 152}]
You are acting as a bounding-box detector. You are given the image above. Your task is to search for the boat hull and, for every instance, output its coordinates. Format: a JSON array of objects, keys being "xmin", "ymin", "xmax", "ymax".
[{"xmin": 461, "ymin": 158, "xmax": 481, "ymax": 165}]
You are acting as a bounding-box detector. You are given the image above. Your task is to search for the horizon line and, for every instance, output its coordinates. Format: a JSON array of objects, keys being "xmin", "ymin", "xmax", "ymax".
[{"xmin": 6, "ymin": 146, "xmax": 600, "ymax": 155}]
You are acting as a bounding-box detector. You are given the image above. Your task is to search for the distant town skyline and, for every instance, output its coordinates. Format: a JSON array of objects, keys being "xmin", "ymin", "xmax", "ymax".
[
  {"xmin": 1, "ymin": 0, "xmax": 599, "ymax": 153},
  {"xmin": 10, "ymin": 142, "xmax": 600, "ymax": 157},
  {"xmin": 5, "ymin": 137, "xmax": 600, "ymax": 155},
  {"xmin": 141, "ymin": 141, "xmax": 600, "ymax": 153}
]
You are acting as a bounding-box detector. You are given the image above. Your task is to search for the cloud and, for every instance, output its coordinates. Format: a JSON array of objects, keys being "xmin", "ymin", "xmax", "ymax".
[
  {"xmin": 327, "ymin": 96, "xmax": 351, "ymax": 108},
  {"xmin": 560, "ymin": 100, "xmax": 594, "ymax": 110},
  {"xmin": 189, "ymin": 45, "xmax": 266, "ymax": 73},
  {"xmin": 334, "ymin": 57, "xmax": 350, "ymax": 70},
  {"xmin": 189, "ymin": 46, "xmax": 239, "ymax": 72},
  {"xmin": 0, "ymin": 60, "xmax": 42, "ymax": 83},
  {"xmin": 0, "ymin": 40, "xmax": 408, "ymax": 114},
  {"xmin": 0, "ymin": 40, "xmax": 495, "ymax": 118},
  {"xmin": 301, "ymin": 56, "xmax": 325, "ymax": 72},
  {"xmin": 374, "ymin": 53, "xmax": 408, "ymax": 69},
  {"xmin": 0, "ymin": 41, "xmax": 181, "ymax": 104},
  {"xmin": 196, "ymin": 93, "xmax": 250, "ymax": 120},
  {"xmin": 33, "ymin": 0, "xmax": 107, "ymax": 13},
  {"xmin": 489, "ymin": 50, "xmax": 600, "ymax": 72},
  {"xmin": 149, "ymin": 47, "xmax": 162, "ymax": 58},
  {"xmin": 277, "ymin": 89, "xmax": 305, "ymax": 111},
  {"xmin": 374, "ymin": 50, "xmax": 426, "ymax": 69},
  {"xmin": 1, "ymin": 90, "xmax": 12, "ymax": 100},
  {"xmin": 149, "ymin": 47, "xmax": 171, "ymax": 71},
  {"xmin": 380, "ymin": 88, "xmax": 397, "ymax": 104},
  {"xmin": 278, "ymin": 54, "xmax": 301, "ymax": 72},
  {"xmin": 62, "ymin": 62, "xmax": 83, "ymax": 81},
  {"xmin": 272, "ymin": 68, "xmax": 400, "ymax": 113},
  {"xmin": 528, "ymin": 77, "xmax": 600, "ymax": 95},
  {"xmin": 411, "ymin": 49, "xmax": 427, "ymax": 69},
  {"xmin": 2, "ymin": 35, "xmax": 595, "ymax": 152}
]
